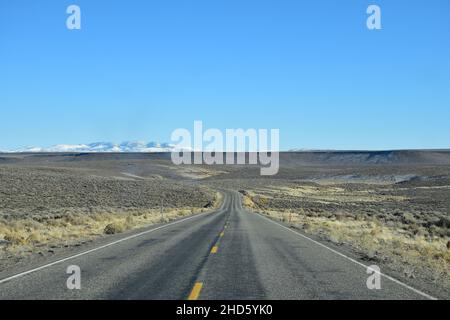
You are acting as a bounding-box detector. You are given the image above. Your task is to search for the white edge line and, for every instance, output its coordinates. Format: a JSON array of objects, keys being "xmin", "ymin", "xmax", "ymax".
[
  {"xmin": 0, "ymin": 209, "xmax": 223, "ymax": 285},
  {"xmin": 255, "ymin": 213, "xmax": 438, "ymax": 300}
]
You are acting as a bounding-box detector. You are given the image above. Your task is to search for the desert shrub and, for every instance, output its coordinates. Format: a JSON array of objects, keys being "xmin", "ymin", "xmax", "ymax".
[
  {"xmin": 402, "ymin": 212, "xmax": 417, "ymax": 224},
  {"xmin": 436, "ymin": 217, "xmax": 450, "ymax": 228},
  {"xmin": 26, "ymin": 231, "xmax": 44, "ymax": 244},
  {"xmin": 429, "ymin": 225, "xmax": 448, "ymax": 238},
  {"xmin": 104, "ymin": 222, "xmax": 126, "ymax": 235},
  {"xmin": 252, "ymin": 196, "xmax": 269, "ymax": 208},
  {"xmin": 65, "ymin": 214, "xmax": 89, "ymax": 226},
  {"xmin": 281, "ymin": 212, "xmax": 291, "ymax": 223},
  {"xmin": 125, "ymin": 215, "xmax": 134, "ymax": 226}
]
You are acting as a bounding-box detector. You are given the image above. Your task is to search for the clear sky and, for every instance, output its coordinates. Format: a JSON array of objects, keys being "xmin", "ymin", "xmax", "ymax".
[{"xmin": 1, "ymin": 0, "xmax": 449, "ymax": 150}]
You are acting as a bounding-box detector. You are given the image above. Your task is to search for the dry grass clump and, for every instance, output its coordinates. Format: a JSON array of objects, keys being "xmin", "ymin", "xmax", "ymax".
[
  {"xmin": 241, "ymin": 192, "xmax": 269, "ymax": 210},
  {"xmin": 242, "ymin": 195, "xmax": 257, "ymax": 209}
]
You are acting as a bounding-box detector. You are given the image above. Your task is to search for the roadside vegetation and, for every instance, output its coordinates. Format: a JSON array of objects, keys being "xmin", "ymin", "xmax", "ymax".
[
  {"xmin": 0, "ymin": 165, "xmax": 222, "ymax": 265},
  {"xmin": 0, "ymin": 192, "xmax": 222, "ymax": 263},
  {"xmin": 241, "ymin": 185, "xmax": 450, "ymax": 288}
]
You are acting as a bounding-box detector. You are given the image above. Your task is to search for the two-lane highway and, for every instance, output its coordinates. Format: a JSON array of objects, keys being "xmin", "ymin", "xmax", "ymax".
[{"xmin": 0, "ymin": 191, "xmax": 436, "ymax": 300}]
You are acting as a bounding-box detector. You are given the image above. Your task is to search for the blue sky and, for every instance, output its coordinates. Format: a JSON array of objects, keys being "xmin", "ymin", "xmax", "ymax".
[{"xmin": 1, "ymin": 0, "xmax": 449, "ymax": 150}]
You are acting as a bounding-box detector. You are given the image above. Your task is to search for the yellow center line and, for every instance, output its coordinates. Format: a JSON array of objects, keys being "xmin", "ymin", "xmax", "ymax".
[
  {"xmin": 187, "ymin": 282, "xmax": 203, "ymax": 300},
  {"xmin": 210, "ymin": 246, "xmax": 219, "ymax": 254},
  {"xmin": 220, "ymin": 231, "xmax": 224, "ymax": 237}
]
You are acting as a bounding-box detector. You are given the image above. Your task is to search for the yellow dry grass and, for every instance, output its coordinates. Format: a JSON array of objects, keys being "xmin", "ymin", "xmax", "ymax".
[
  {"xmin": 0, "ymin": 192, "xmax": 223, "ymax": 256},
  {"xmin": 243, "ymin": 194, "xmax": 450, "ymax": 282}
]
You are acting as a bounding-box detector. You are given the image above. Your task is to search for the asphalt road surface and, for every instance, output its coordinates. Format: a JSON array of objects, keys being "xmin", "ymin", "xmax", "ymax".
[{"xmin": 0, "ymin": 191, "xmax": 436, "ymax": 300}]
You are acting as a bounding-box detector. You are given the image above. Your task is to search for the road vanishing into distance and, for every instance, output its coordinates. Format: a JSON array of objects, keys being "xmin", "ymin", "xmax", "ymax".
[{"xmin": 0, "ymin": 191, "xmax": 435, "ymax": 300}]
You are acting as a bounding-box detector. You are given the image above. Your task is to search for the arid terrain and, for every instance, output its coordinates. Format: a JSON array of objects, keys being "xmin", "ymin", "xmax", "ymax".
[
  {"xmin": 0, "ymin": 153, "xmax": 221, "ymax": 268},
  {"xmin": 0, "ymin": 151, "xmax": 449, "ymax": 297}
]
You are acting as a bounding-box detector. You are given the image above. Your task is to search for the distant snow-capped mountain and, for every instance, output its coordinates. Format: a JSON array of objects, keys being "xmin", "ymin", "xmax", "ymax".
[{"xmin": 1, "ymin": 141, "xmax": 178, "ymax": 153}]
